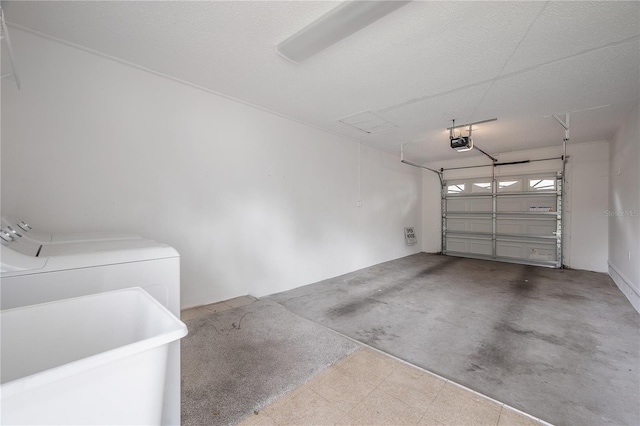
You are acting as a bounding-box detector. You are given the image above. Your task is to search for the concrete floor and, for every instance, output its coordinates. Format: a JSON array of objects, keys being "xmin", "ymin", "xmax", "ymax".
[
  {"xmin": 266, "ymin": 253, "xmax": 640, "ymax": 426},
  {"xmin": 181, "ymin": 298, "xmax": 359, "ymax": 425}
]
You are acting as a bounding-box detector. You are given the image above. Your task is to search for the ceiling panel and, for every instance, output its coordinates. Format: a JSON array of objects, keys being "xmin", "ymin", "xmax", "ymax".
[
  {"xmin": 292, "ymin": 1, "xmax": 545, "ymax": 110},
  {"xmin": 477, "ymin": 41, "xmax": 640, "ymax": 120},
  {"xmin": 2, "ymin": 1, "xmax": 639, "ymax": 162},
  {"xmin": 353, "ymin": 82, "xmax": 493, "ymax": 158},
  {"xmin": 501, "ymin": 1, "xmax": 640, "ymax": 74}
]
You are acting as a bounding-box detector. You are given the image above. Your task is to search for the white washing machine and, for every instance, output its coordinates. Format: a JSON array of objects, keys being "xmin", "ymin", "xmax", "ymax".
[
  {"xmin": 1, "ymin": 215, "xmax": 141, "ymax": 243},
  {"xmin": 1, "ymin": 222, "xmax": 182, "ymax": 426}
]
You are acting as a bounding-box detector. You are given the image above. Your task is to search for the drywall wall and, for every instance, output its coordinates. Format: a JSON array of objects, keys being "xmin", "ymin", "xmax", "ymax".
[
  {"xmin": 1, "ymin": 29, "xmax": 422, "ymax": 308},
  {"xmin": 421, "ymin": 142, "xmax": 610, "ymax": 273},
  {"xmin": 608, "ymin": 102, "xmax": 640, "ymax": 312}
]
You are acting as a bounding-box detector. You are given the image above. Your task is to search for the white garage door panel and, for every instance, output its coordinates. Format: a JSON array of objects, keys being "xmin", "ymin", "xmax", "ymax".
[
  {"xmin": 496, "ymin": 240, "xmax": 557, "ymax": 261},
  {"xmin": 447, "ymin": 239, "xmax": 467, "ymax": 252},
  {"xmin": 497, "ymin": 196, "xmax": 556, "ymax": 212},
  {"xmin": 447, "ymin": 198, "xmax": 492, "ymax": 212},
  {"xmin": 527, "ymin": 223, "xmax": 556, "ymax": 235},
  {"xmin": 447, "ymin": 217, "xmax": 492, "ymax": 233},
  {"xmin": 496, "ymin": 218, "xmax": 556, "ymax": 236},
  {"xmin": 446, "ymin": 236, "xmax": 492, "ymax": 255},
  {"xmin": 447, "ymin": 220, "xmax": 467, "ymax": 232},
  {"xmin": 443, "ymin": 173, "xmax": 562, "ymax": 268},
  {"xmin": 496, "ymin": 242, "xmax": 524, "ymax": 259},
  {"xmin": 470, "ymin": 240, "xmax": 493, "ymax": 255}
]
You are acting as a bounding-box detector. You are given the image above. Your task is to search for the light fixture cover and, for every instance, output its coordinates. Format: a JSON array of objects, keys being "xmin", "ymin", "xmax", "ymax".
[{"xmin": 277, "ymin": 1, "xmax": 411, "ymax": 63}]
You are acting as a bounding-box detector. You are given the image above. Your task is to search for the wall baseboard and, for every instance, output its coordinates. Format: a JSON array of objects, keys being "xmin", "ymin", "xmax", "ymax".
[{"xmin": 608, "ymin": 262, "xmax": 640, "ymax": 314}]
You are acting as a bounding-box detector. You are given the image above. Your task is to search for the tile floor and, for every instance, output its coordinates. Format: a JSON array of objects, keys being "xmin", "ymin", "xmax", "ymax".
[
  {"xmin": 237, "ymin": 347, "xmax": 547, "ymax": 426},
  {"xmin": 182, "ymin": 297, "xmax": 550, "ymax": 426}
]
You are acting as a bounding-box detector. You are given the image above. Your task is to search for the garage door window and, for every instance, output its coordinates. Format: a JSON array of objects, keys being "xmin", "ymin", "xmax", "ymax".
[
  {"xmin": 472, "ymin": 182, "xmax": 492, "ymax": 193},
  {"xmin": 498, "ymin": 179, "xmax": 522, "ymax": 192},
  {"xmin": 529, "ymin": 178, "xmax": 556, "ymax": 191},
  {"xmin": 447, "ymin": 183, "xmax": 465, "ymax": 194}
]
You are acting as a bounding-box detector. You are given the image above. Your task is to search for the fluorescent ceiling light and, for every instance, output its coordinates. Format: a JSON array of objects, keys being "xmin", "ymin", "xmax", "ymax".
[{"xmin": 277, "ymin": 1, "xmax": 411, "ymax": 63}]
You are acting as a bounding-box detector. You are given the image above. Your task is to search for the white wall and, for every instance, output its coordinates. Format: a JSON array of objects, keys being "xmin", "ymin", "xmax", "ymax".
[
  {"xmin": 421, "ymin": 142, "xmax": 610, "ymax": 273},
  {"xmin": 608, "ymin": 102, "xmax": 640, "ymax": 312},
  {"xmin": 1, "ymin": 29, "xmax": 422, "ymax": 308}
]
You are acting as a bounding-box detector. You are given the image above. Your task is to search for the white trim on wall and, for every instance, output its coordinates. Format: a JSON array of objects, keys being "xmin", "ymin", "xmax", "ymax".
[
  {"xmin": 609, "ymin": 262, "xmax": 640, "ymax": 313},
  {"xmin": 5, "ymin": 22, "xmax": 353, "ymax": 144}
]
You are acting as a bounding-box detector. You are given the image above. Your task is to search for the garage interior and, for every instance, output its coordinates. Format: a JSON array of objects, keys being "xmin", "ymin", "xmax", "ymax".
[{"xmin": 1, "ymin": 1, "xmax": 639, "ymax": 426}]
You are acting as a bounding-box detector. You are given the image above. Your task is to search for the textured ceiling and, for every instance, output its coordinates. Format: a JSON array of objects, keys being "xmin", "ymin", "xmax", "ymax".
[{"xmin": 3, "ymin": 1, "xmax": 639, "ymax": 163}]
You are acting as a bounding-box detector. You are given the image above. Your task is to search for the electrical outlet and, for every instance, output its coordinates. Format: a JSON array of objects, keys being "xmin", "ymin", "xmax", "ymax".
[
  {"xmin": 629, "ymin": 252, "xmax": 632, "ymax": 261},
  {"xmin": 356, "ymin": 200, "xmax": 362, "ymax": 207}
]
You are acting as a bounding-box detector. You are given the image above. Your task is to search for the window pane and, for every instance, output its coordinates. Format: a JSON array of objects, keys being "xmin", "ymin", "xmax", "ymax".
[
  {"xmin": 447, "ymin": 183, "xmax": 465, "ymax": 194},
  {"xmin": 472, "ymin": 182, "xmax": 492, "ymax": 193},
  {"xmin": 529, "ymin": 178, "xmax": 556, "ymax": 191},
  {"xmin": 498, "ymin": 179, "xmax": 522, "ymax": 192}
]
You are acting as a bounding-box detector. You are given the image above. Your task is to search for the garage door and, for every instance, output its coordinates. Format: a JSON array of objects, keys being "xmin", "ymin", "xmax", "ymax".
[{"xmin": 442, "ymin": 173, "xmax": 562, "ymax": 267}]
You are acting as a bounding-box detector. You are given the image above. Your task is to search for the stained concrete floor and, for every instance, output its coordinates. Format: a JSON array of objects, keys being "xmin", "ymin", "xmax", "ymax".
[
  {"xmin": 266, "ymin": 253, "xmax": 640, "ymax": 426},
  {"xmin": 181, "ymin": 298, "xmax": 359, "ymax": 425}
]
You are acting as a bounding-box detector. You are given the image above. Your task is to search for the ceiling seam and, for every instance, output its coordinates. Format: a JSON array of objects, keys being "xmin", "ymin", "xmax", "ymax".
[
  {"xmin": 465, "ymin": 1, "xmax": 549, "ymax": 124},
  {"xmin": 6, "ymin": 4, "xmax": 637, "ymax": 166},
  {"xmin": 379, "ymin": 34, "xmax": 640, "ymax": 115},
  {"xmin": 4, "ymin": 21, "xmax": 373, "ymax": 149},
  {"xmin": 6, "ymin": 23, "xmax": 411, "ymax": 169}
]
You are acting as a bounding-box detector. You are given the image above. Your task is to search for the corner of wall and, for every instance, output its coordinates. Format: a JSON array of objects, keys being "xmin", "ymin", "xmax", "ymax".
[
  {"xmin": 607, "ymin": 101, "xmax": 640, "ymax": 314},
  {"xmin": 609, "ymin": 263, "xmax": 640, "ymax": 314}
]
